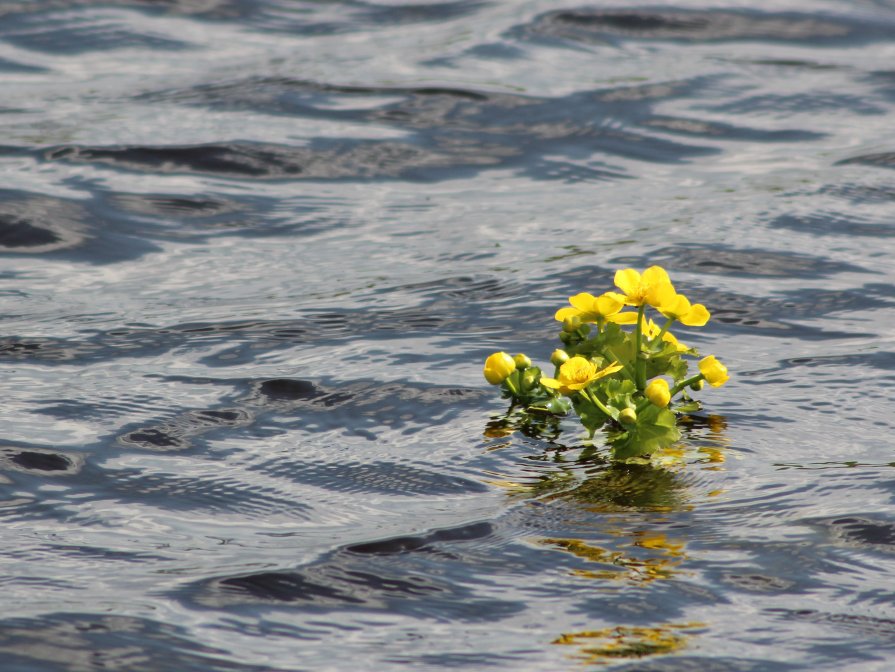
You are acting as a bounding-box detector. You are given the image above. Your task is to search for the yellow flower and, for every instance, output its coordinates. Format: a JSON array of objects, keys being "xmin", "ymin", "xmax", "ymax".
[
  {"xmin": 483, "ymin": 351, "xmax": 516, "ymax": 385},
  {"xmin": 660, "ymin": 293, "xmax": 710, "ymax": 327},
  {"xmin": 614, "ymin": 266, "xmax": 676, "ymax": 308},
  {"xmin": 698, "ymin": 355, "xmax": 729, "ymax": 387},
  {"xmin": 641, "ymin": 318, "xmax": 688, "ymax": 352},
  {"xmin": 555, "ymin": 292, "xmax": 638, "ymax": 325},
  {"xmin": 645, "ymin": 378, "xmax": 671, "ymax": 407},
  {"xmin": 540, "ymin": 356, "xmax": 623, "ymax": 395},
  {"xmin": 660, "ymin": 329, "xmax": 688, "ymax": 353}
]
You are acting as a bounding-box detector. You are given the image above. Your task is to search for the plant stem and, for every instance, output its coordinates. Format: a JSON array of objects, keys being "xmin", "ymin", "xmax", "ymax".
[
  {"xmin": 582, "ymin": 387, "xmax": 613, "ymax": 417},
  {"xmin": 669, "ymin": 373, "xmax": 704, "ymax": 398},
  {"xmin": 634, "ymin": 305, "xmax": 646, "ymax": 391},
  {"xmin": 504, "ymin": 376, "xmax": 521, "ymax": 397},
  {"xmin": 655, "ymin": 317, "xmax": 675, "ymax": 344}
]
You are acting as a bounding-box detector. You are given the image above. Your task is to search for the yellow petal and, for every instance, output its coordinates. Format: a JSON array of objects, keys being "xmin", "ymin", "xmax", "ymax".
[
  {"xmin": 568, "ymin": 292, "xmax": 597, "ymax": 312},
  {"xmin": 680, "ymin": 304, "xmax": 710, "ymax": 327},
  {"xmin": 614, "ymin": 268, "xmax": 641, "ymax": 296},
  {"xmin": 647, "ymin": 282, "xmax": 678, "ymax": 310},
  {"xmin": 662, "ymin": 331, "xmax": 688, "ymax": 352},
  {"xmin": 642, "ymin": 265, "xmax": 671, "ymax": 286},
  {"xmin": 600, "ymin": 362, "xmax": 625, "ymax": 376},
  {"xmin": 539, "ymin": 377, "xmax": 561, "ymax": 389},
  {"xmin": 669, "ymin": 294, "xmax": 691, "ymax": 316},
  {"xmin": 699, "ymin": 355, "xmax": 729, "ymax": 387},
  {"xmin": 603, "ymin": 291, "xmax": 627, "ymax": 304},
  {"xmin": 555, "ymin": 306, "xmax": 581, "ymax": 322},
  {"xmin": 484, "ymin": 351, "xmax": 516, "ymax": 385},
  {"xmin": 594, "ymin": 292, "xmax": 623, "ymax": 316},
  {"xmin": 607, "ymin": 311, "xmax": 638, "ymax": 325},
  {"xmin": 645, "ymin": 378, "xmax": 671, "ymax": 407}
]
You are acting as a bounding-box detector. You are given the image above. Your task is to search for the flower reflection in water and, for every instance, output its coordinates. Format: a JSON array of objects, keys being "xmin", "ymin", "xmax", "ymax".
[
  {"xmin": 481, "ymin": 410, "xmax": 729, "ymax": 664},
  {"xmin": 542, "ymin": 531, "xmax": 685, "ymax": 584},
  {"xmin": 553, "ymin": 623, "xmax": 706, "ymax": 665}
]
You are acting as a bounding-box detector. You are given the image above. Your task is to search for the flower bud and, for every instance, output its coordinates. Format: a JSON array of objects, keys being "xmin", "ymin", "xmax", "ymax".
[
  {"xmin": 645, "ymin": 378, "xmax": 671, "ymax": 407},
  {"xmin": 513, "ymin": 353, "xmax": 531, "ymax": 370},
  {"xmin": 483, "ymin": 351, "xmax": 516, "ymax": 385},
  {"xmin": 562, "ymin": 315, "xmax": 582, "ymax": 333},
  {"xmin": 522, "ymin": 367, "xmax": 540, "ymax": 390},
  {"xmin": 698, "ymin": 355, "xmax": 729, "ymax": 388},
  {"xmin": 550, "ymin": 349, "xmax": 570, "ymax": 366},
  {"xmin": 618, "ymin": 408, "xmax": 637, "ymax": 425},
  {"xmin": 689, "ymin": 379, "xmax": 704, "ymax": 392}
]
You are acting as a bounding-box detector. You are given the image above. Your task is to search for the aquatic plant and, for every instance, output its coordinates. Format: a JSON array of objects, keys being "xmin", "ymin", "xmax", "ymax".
[{"xmin": 483, "ymin": 265, "xmax": 729, "ymax": 460}]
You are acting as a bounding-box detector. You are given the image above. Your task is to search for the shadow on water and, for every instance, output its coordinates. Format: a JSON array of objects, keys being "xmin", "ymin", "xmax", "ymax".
[
  {"xmin": 0, "ymin": 613, "xmax": 272, "ymax": 672},
  {"xmin": 515, "ymin": 7, "xmax": 895, "ymax": 47},
  {"xmin": 0, "ymin": 73, "xmax": 824, "ymax": 190}
]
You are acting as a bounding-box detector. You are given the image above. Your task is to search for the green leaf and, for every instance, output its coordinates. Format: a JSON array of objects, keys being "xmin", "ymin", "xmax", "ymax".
[
  {"xmin": 528, "ymin": 396, "xmax": 572, "ymax": 415},
  {"xmin": 645, "ymin": 343, "xmax": 689, "ymax": 383},
  {"xmin": 672, "ymin": 399, "xmax": 701, "ymax": 414},
  {"xmin": 603, "ymin": 378, "xmax": 636, "ymax": 406},
  {"xmin": 572, "ymin": 394, "xmax": 609, "ymax": 436},
  {"xmin": 608, "ymin": 405, "xmax": 681, "ymax": 460}
]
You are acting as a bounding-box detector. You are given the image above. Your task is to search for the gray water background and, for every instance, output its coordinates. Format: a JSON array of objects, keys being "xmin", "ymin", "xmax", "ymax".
[{"xmin": 2, "ymin": 0, "xmax": 895, "ymax": 669}]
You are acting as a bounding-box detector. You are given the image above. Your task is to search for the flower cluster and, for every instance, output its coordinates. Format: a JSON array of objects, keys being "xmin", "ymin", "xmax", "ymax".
[{"xmin": 483, "ymin": 265, "xmax": 729, "ymax": 460}]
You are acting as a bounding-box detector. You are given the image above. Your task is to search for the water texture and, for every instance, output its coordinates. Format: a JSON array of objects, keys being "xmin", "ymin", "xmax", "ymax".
[{"xmin": 1, "ymin": 0, "xmax": 895, "ymax": 669}]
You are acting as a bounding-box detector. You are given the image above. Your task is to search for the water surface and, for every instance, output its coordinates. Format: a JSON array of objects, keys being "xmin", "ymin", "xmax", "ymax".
[{"xmin": 2, "ymin": 0, "xmax": 895, "ymax": 669}]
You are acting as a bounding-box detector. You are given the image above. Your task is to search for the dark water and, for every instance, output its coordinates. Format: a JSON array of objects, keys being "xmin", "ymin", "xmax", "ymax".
[{"xmin": 2, "ymin": 0, "xmax": 895, "ymax": 669}]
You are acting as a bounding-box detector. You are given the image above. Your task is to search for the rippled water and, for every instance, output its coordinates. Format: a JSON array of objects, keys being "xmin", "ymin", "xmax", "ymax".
[{"xmin": 2, "ymin": 0, "xmax": 895, "ymax": 669}]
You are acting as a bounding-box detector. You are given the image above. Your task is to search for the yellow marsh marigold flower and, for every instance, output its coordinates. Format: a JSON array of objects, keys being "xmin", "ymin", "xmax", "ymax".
[
  {"xmin": 613, "ymin": 266, "xmax": 676, "ymax": 309},
  {"xmin": 660, "ymin": 293, "xmax": 710, "ymax": 327},
  {"xmin": 698, "ymin": 355, "xmax": 729, "ymax": 387},
  {"xmin": 645, "ymin": 378, "xmax": 671, "ymax": 407},
  {"xmin": 540, "ymin": 356, "xmax": 623, "ymax": 396},
  {"xmin": 483, "ymin": 351, "xmax": 516, "ymax": 385},
  {"xmin": 642, "ymin": 318, "xmax": 688, "ymax": 353},
  {"xmin": 555, "ymin": 292, "xmax": 638, "ymax": 325}
]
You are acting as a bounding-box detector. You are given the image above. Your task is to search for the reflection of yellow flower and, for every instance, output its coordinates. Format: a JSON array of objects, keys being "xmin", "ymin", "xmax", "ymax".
[
  {"xmin": 645, "ymin": 378, "xmax": 671, "ymax": 407},
  {"xmin": 660, "ymin": 293, "xmax": 710, "ymax": 327},
  {"xmin": 614, "ymin": 266, "xmax": 676, "ymax": 308},
  {"xmin": 698, "ymin": 355, "xmax": 729, "ymax": 387},
  {"xmin": 483, "ymin": 351, "xmax": 516, "ymax": 385},
  {"xmin": 540, "ymin": 356, "xmax": 623, "ymax": 395},
  {"xmin": 555, "ymin": 292, "xmax": 637, "ymax": 325}
]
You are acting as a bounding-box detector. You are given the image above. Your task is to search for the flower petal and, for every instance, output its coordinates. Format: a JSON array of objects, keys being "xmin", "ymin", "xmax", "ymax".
[
  {"xmin": 642, "ymin": 265, "xmax": 671, "ymax": 286},
  {"xmin": 539, "ymin": 377, "xmax": 562, "ymax": 389},
  {"xmin": 680, "ymin": 303, "xmax": 710, "ymax": 327},
  {"xmin": 594, "ymin": 292, "xmax": 623, "ymax": 316},
  {"xmin": 568, "ymin": 292, "xmax": 597, "ymax": 312},
  {"xmin": 647, "ymin": 282, "xmax": 678, "ymax": 310},
  {"xmin": 598, "ymin": 362, "xmax": 625, "ymax": 377},
  {"xmin": 603, "ymin": 291, "xmax": 627, "ymax": 304},
  {"xmin": 614, "ymin": 268, "xmax": 641, "ymax": 296},
  {"xmin": 607, "ymin": 311, "xmax": 638, "ymax": 325},
  {"xmin": 554, "ymin": 306, "xmax": 581, "ymax": 322}
]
